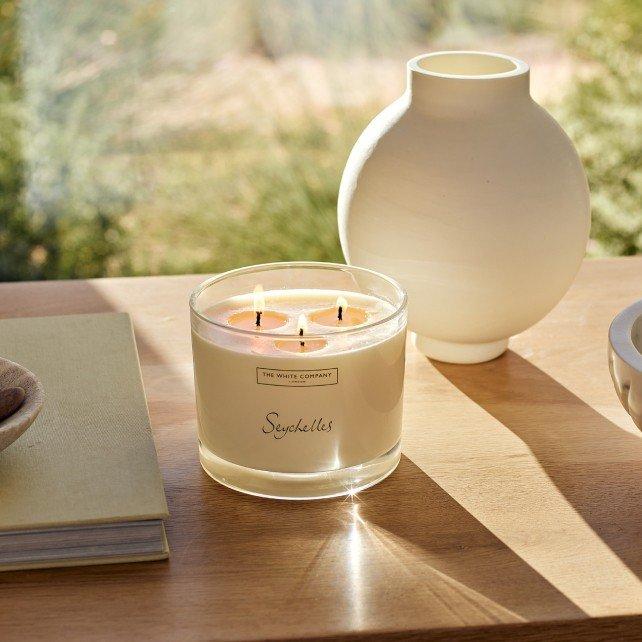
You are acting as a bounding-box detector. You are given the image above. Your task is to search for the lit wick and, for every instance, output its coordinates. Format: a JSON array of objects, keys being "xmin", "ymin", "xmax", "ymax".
[
  {"xmin": 253, "ymin": 284, "xmax": 265, "ymax": 328},
  {"xmin": 298, "ymin": 314, "xmax": 308, "ymax": 348},
  {"xmin": 336, "ymin": 296, "xmax": 348, "ymax": 322}
]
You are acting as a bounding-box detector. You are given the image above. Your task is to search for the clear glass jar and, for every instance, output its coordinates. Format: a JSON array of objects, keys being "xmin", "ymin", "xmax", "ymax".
[{"xmin": 189, "ymin": 262, "xmax": 407, "ymax": 500}]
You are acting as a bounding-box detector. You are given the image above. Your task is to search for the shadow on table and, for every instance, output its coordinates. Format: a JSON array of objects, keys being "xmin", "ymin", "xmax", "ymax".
[
  {"xmin": 188, "ymin": 453, "xmax": 585, "ymax": 628},
  {"xmin": 431, "ymin": 350, "xmax": 642, "ymax": 581},
  {"xmin": 357, "ymin": 455, "xmax": 586, "ymax": 622}
]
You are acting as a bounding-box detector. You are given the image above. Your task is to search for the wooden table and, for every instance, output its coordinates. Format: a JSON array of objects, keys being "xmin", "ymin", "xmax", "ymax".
[{"xmin": 1, "ymin": 258, "xmax": 641, "ymax": 641}]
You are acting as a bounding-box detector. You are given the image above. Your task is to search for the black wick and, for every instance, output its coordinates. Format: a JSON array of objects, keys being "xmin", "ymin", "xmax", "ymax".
[
  {"xmin": 299, "ymin": 327, "xmax": 305, "ymax": 348},
  {"xmin": 255, "ymin": 311, "xmax": 262, "ymax": 327},
  {"xmin": 338, "ymin": 305, "xmax": 343, "ymax": 322}
]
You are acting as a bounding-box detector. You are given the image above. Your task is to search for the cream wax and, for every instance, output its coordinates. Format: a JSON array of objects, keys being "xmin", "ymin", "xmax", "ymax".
[{"xmin": 189, "ymin": 264, "xmax": 407, "ymax": 499}]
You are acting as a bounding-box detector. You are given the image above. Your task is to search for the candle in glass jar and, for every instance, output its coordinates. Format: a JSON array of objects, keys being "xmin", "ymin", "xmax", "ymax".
[{"xmin": 190, "ymin": 263, "xmax": 407, "ymax": 500}]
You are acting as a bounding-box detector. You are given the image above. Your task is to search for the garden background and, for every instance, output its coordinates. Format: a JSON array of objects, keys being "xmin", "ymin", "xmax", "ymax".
[{"xmin": 0, "ymin": 0, "xmax": 640, "ymax": 281}]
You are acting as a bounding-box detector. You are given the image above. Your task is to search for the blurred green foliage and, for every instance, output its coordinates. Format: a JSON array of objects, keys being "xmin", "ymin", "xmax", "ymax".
[
  {"xmin": 0, "ymin": 0, "xmax": 640, "ymax": 280},
  {"xmin": 0, "ymin": 0, "xmax": 31, "ymax": 279},
  {"xmin": 0, "ymin": 0, "xmax": 141, "ymax": 280},
  {"xmin": 555, "ymin": 0, "xmax": 642, "ymax": 256},
  {"xmin": 119, "ymin": 113, "xmax": 370, "ymax": 274}
]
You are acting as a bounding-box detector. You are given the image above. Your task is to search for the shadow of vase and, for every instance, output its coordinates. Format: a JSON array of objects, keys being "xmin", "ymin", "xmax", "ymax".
[{"xmin": 431, "ymin": 350, "xmax": 642, "ymax": 581}]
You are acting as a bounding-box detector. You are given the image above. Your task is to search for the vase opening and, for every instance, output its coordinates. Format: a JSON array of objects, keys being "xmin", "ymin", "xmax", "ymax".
[{"xmin": 416, "ymin": 52, "xmax": 525, "ymax": 79}]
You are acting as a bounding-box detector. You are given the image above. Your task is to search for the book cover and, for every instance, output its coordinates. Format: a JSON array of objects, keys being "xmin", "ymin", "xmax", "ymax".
[{"xmin": 0, "ymin": 312, "xmax": 169, "ymax": 569}]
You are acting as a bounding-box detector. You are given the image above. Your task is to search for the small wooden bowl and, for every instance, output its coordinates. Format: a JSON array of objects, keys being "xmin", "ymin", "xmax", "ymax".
[{"xmin": 0, "ymin": 358, "xmax": 45, "ymax": 452}]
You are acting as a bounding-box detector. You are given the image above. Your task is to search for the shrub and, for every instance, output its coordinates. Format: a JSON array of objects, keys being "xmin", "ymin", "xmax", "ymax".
[{"xmin": 555, "ymin": 0, "xmax": 642, "ymax": 256}]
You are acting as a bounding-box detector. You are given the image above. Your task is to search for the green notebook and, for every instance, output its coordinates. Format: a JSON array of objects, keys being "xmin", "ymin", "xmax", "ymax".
[{"xmin": 0, "ymin": 312, "xmax": 169, "ymax": 571}]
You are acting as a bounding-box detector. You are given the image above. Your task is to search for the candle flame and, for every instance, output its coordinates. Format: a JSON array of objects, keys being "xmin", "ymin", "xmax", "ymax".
[
  {"xmin": 297, "ymin": 314, "xmax": 308, "ymax": 335},
  {"xmin": 336, "ymin": 296, "xmax": 348, "ymax": 312},
  {"xmin": 253, "ymin": 284, "xmax": 266, "ymax": 313}
]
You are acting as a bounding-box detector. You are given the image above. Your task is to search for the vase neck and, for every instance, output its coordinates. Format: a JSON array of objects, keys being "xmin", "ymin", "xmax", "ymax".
[{"xmin": 407, "ymin": 51, "xmax": 530, "ymax": 117}]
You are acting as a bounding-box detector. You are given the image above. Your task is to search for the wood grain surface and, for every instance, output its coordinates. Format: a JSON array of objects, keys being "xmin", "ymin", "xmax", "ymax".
[{"xmin": 0, "ymin": 258, "xmax": 641, "ymax": 641}]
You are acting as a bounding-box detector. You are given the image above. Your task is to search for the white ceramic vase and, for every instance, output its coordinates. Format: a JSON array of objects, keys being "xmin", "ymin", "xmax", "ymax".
[{"xmin": 338, "ymin": 51, "xmax": 590, "ymax": 364}]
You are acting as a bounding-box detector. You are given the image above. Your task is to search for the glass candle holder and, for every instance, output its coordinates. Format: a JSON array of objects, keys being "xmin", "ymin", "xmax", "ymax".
[{"xmin": 189, "ymin": 262, "xmax": 407, "ymax": 500}]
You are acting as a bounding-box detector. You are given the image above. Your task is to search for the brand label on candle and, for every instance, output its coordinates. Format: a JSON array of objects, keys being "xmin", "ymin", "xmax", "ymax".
[{"xmin": 256, "ymin": 367, "xmax": 338, "ymax": 387}]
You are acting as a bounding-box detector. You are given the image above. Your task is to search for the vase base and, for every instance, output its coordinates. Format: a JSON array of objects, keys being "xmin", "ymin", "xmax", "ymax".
[{"xmin": 413, "ymin": 334, "xmax": 509, "ymax": 364}]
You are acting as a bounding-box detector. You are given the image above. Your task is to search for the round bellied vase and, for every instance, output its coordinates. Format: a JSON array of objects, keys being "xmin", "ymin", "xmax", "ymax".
[{"xmin": 338, "ymin": 51, "xmax": 590, "ymax": 364}]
